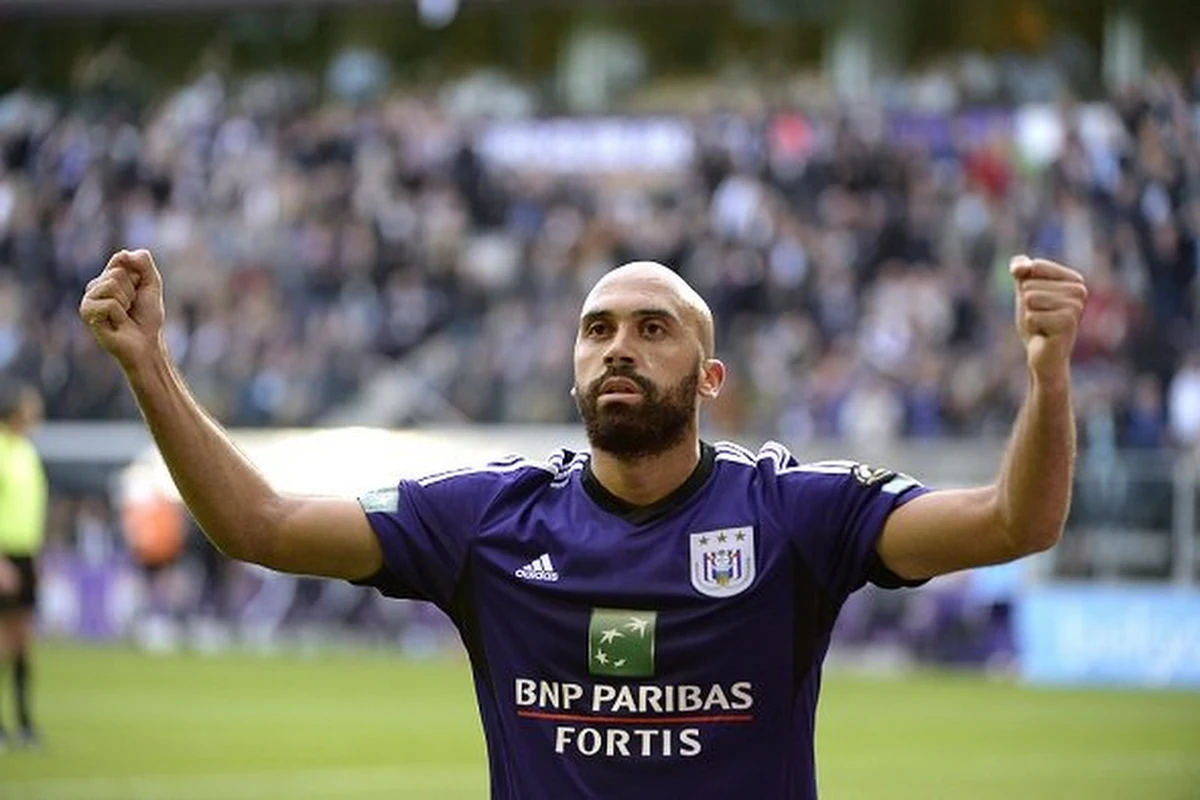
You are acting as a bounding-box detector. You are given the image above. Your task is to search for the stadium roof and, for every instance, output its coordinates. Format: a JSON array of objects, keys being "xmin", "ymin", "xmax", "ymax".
[
  {"xmin": 0, "ymin": 0, "xmax": 404, "ymax": 11},
  {"xmin": 0, "ymin": 0, "xmax": 723, "ymax": 14}
]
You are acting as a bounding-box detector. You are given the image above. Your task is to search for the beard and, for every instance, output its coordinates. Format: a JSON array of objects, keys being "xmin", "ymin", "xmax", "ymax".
[{"xmin": 575, "ymin": 364, "xmax": 699, "ymax": 460}]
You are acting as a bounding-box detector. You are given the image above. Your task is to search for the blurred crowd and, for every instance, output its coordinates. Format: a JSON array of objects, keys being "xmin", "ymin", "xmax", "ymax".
[
  {"xmin": 1, "ymin": 63, "xmax": 1199, "ymax": 453},
  {"xmin": 7, "ymin": 57, "xmax": 1199, "ymax": 643}
]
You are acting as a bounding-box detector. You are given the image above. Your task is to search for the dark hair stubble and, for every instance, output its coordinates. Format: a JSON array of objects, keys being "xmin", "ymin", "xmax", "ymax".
[{"xmin": 575, "ymin": 364, "xmax": 700, "ymax": 460}]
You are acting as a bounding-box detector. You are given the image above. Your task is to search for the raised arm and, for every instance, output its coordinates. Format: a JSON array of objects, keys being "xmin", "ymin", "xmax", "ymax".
[
  {"xmin": 876, "ymin": 256, "xmax": 1087, "ymax": 580},
  {"xmin": 80, "ymin": 249, "xmax": 382, "ymax": 580}
]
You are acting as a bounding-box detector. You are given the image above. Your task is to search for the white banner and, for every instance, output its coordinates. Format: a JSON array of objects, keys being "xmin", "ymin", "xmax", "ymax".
[{"xmin": 478, "ymin": 117, "xmax": 695, "ymax": 175}]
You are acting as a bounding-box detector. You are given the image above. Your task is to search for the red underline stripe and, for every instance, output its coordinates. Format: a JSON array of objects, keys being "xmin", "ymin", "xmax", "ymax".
[{"xmin": 517, "ymin": 710, "xmax": 754, "ymax": 725}]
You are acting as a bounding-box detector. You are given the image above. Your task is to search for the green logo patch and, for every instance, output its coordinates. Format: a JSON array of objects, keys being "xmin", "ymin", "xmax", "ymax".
[{"xmin": 588, "ymin": 608, "xmax": 657, "ymax": 678}]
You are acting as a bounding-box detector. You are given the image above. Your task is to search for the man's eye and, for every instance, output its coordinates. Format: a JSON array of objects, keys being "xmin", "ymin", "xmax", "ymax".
[
  {"xmin": 586, "ymin": 323, "xmax": 609, "ymax": 337},
  {"xmin": 643, "ymin": 321, "xmax": 665, "ymax": 336}
]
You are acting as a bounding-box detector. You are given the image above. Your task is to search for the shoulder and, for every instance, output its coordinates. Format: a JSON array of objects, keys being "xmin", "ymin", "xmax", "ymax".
[
  {"xmin": 362, "ymin": 450, "xmax": 587, "ymax": 519},
  {"xmin": 411, "ymin": 449, "xmax": 588, "ymax": 492},
  {"xmin": 712, "ymin": 440, "xmax": 853, "ymax": 478},
  {"xmin": 0, "ymin": 433, "xmax": 39, "ymax": 470},
  {"xmin": 713, "ymin": 440, "xmax": 918, "ymax": 493}
]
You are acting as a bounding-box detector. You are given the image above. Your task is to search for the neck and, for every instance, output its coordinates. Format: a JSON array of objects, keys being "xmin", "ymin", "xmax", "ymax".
[{"xmin": 589, "ymin": 436, "xmax": 702, "ymax": 506}]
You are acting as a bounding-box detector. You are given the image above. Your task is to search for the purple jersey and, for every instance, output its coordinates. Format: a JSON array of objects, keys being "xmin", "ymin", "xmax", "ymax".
[{"xmin": 357, "ymin": 441, "xmax": 929, "ymax": 799}]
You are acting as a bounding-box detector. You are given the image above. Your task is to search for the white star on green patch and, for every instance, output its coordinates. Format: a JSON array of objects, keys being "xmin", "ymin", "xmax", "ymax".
[
  {"xmin": 600, "ymin": 627, "xmax": 624, "ymax": 644},
  {"xmin": 625, "ymin": 616, "xmax": 650, "ymax": 636}
]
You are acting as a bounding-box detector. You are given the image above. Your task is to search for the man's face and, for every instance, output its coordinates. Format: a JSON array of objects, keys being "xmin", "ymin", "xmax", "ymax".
[
  {"xmin": 7, "ymin": 388, "xmax": 42, "ymax": 433},
  {"xmin": 572, "ymin": 275, "xmax": 707, "ymax": 460},
  {"xmin": 21, "ymin": 390, "xmax": 44, "ymax": 430}
]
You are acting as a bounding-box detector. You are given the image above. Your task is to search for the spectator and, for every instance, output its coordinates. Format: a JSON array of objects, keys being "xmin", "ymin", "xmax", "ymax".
[{"xmin": 0, "ymin": 64, "xmax": 1195, "ymax": 451}]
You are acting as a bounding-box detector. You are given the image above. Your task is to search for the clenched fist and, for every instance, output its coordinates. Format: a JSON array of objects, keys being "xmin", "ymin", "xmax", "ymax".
[
  {"xmin": 1010, "ymin": 255, "xmax": 1088, "ymax": 383},
  {"xmin": 79, "ymin": 249, "xmax": 166, "ymax": 370}
]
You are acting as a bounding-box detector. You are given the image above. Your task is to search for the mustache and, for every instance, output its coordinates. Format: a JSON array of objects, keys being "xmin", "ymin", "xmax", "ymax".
[{"xmin": 587, "ymin": 367, "xmax": 655, "ymax": 398}]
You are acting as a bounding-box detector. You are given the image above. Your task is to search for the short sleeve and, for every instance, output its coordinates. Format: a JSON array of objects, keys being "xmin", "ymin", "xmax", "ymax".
[
  {"xmin": 354, "ymin": 473, "xmax": 492, "ymax": 609},
  {"xmin": 764, "ymin": 452, "xmax": 931, "ymax": 601}
]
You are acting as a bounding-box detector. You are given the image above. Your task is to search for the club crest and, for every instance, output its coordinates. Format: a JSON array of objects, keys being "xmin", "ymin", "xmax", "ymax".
[{"xmin": 689, "ymin": 527, "xmax": 755, "ymax": 598}]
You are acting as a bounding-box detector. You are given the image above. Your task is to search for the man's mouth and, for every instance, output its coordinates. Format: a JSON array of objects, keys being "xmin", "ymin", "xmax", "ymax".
[{"xmin": 599, "ymin": 377, "xmax": 644, "ymax": 396}]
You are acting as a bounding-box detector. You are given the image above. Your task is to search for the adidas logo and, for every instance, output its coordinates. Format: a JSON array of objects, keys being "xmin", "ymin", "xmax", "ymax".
[{"xmin": 515, "ymin": 553, "xmax": 559, "ymax": 582}]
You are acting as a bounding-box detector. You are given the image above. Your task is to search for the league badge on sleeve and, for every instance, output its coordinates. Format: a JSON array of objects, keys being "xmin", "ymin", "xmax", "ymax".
[
  {"xmin": 852, "ymin": 464, "xmax": 895, "ymax": 486},
  {"xmin": 852, "ymin": 463, "xmax": 922, "ymax": 495},
  {"xmin": 689, "ymin": 527, "xmax": 756, "ymax": 598}
]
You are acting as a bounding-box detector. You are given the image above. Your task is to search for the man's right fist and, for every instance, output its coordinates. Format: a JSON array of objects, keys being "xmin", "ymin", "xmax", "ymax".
[{"xmin": 79, "ymin": 249, "xmax": 166, "ymax": 369}]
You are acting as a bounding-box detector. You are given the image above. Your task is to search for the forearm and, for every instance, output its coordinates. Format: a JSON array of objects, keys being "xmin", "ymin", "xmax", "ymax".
[
  {"xmin": 995, "ymin": 372, "xmax": 1076, "ymax": 554},
  {"xmin": 124, "ymin": 341, "xmax": 281, "ymax": 564}
]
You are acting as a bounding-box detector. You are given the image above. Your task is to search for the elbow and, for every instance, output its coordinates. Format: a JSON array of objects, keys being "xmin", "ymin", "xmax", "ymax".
[
  {"xmin": 1021, "ymin": 525, "xmax": 1063, "ymax": 556},
  {"xmin": 992, "ymin": 482, "xmax": 1068, "ymax": 559},
  {"xmin": 206, "ymin": 497, "xmax": 285, "ymax": 567},
  {"xmin": 204, "ymin": 525, "xmax": 260, "ymax": 564},
  {"xmin": 1005, "ymin": 520, "xmax": 1064, "ymax": 559}
]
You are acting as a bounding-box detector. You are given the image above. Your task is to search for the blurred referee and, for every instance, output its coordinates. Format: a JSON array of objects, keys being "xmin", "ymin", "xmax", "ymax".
[{"xmin": 0, "ymin": 381, "xmax": 46, "ymax": 750}]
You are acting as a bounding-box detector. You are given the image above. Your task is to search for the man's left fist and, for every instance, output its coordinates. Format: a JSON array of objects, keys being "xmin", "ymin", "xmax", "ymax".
[{"xmin": 1010, "ymin": 255, "xmax": 1088, "ymax": 382}]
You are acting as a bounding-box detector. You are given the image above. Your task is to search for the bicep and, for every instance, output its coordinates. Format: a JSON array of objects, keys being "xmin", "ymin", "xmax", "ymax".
[
  {"xmin": 875, "ymin": 486, "xmax": 1021, "ymax": 581},
  {"xmin": 259, "ymin": 495, "xmax": 382, "ymax": 581}
]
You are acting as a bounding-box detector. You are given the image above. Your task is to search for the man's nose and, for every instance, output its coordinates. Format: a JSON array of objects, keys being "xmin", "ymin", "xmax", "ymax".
[{"xmin": 602, "ymin": 326, "xmax": 636, "ymax": 367}]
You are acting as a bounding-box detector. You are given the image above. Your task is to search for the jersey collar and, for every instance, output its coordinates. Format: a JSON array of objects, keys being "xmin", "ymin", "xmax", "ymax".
[{"xmin": 581, "ymin": 441, "xmax": 716, "ymax": 526}]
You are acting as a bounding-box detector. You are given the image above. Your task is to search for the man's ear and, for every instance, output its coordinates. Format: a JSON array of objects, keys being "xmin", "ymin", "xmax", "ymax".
[{"xmin": 699, "ymin": 358, "xmax": 726, "ymax": 400}]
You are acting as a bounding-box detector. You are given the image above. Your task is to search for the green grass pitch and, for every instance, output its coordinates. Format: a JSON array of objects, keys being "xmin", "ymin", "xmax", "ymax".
[{"xmin": 1, "ymin": 642, "xmax": 1197, "ymax": 799}]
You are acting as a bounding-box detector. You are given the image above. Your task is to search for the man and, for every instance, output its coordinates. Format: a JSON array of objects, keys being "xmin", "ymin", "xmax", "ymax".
[
  {"xmin": 0, "ymin": 382, "xmax": 48, "ymax": 750},
  {"xmin": 80, "ymin": 249, "xmax": 1086, "ymax": 798}
]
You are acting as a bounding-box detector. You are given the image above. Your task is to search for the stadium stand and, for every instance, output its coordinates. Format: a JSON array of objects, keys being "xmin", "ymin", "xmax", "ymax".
[
  {"xmin": 3, "ymin": 28, "xmax": 1199, "ymax": 656},
  {"xmin": 1, "ymin": 63, "xmax": 1197, "ymax": 444}
]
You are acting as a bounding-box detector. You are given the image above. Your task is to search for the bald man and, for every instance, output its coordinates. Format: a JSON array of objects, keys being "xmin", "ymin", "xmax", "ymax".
[{"xmin": 81, "ymin": 250, "xmax": 1086, "ymax": 799}]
